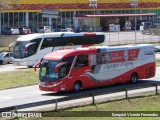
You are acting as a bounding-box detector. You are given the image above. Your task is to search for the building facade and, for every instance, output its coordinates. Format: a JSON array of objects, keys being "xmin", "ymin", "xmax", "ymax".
[{"xmin": 0, "ymin": 0, "xmax": 160, "ymax": 33}]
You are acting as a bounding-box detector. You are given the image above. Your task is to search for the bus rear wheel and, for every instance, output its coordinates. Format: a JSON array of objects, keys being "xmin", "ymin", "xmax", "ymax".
[
  {"xmin": 130, "ymin": 73, "xmax": 138, "ymax": 83},
  {"xmin": 73, "ymin": 81, "xmax": 82, "ymax": 92}
]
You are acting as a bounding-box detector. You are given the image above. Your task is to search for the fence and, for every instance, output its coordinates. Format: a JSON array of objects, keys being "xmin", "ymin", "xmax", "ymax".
[
  {"xmin": 142, "ymin": 28, "xmax": 160, "ymax": 36},
  {"xmin": 104, "ymin": 31, "xmax": 160, "ymax": 46},
  {"xmin": 0, "ymin": 82, "xmax": 159, "ymax": 112}
]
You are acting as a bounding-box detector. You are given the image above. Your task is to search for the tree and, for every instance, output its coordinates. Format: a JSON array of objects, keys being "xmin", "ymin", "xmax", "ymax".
[{"xmin": 0, "ymin": 0, "xmax": 19, "ymax": 11}]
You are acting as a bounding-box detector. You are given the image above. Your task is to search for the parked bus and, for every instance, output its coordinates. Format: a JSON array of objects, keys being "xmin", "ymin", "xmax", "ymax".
[
  {"xmin": 12, "ymin": 32, "xmax": 105, "ymax": 67},
  {"xmin": 35, "ymin": 44, "xmax": 156, "ymax": 93}
]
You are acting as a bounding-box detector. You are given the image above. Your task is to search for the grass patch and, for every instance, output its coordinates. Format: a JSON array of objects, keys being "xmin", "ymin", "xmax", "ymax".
[
  {"xmin": 0, "ymin": 47, "xmax": 11, "ymax": 52},
  {"xmin": 18, "ymin": 95, "xmax": 160, "ymax": 120},
  {"xmin": 0, "ymin": 68, "xmax": 39, "ymax": 89},
  {"xmin": 67, "ymin": 95, "xmax": 160, "ymax": 112}
]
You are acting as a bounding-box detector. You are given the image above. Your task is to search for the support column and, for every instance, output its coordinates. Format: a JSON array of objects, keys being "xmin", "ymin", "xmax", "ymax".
[
  {"xmin": 73, "ymin": 11, "xmax": 76, "ymax": 31},
  {"xmin": 49, "ymin": 17, "xmax": 52, "ymax": 26},
  {"xmin": 0, "ymin": 13, "xmax": 1, "ymax": 34},
  {"xmin": 25, "ymin": 12, "xmax": 29, "ymax": 27}
]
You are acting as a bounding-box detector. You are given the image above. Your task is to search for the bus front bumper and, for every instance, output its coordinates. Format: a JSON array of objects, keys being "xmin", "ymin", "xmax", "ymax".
[
  {"xmin": 13, "ymin": 59, "xmax": 28, "ymax": 66},
  {"xmin": 39, "ymin": 81, "xmax": 63, "ymax": 92}
]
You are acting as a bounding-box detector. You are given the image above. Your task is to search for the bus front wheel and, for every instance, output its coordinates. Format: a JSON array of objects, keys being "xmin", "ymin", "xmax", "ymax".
[
  {"xmin": 130, "ymin": 73, "xmax": 138, "ymax": 83},
  {"xmin": 28, "ymin": 65, "xmax": 33, "ymax": 68},
  {"xmin": 73, "ymin": 81, "xmax": 82, "ymax": 92}
]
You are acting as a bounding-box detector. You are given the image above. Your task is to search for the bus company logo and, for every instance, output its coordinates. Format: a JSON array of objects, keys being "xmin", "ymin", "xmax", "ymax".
[
  {"xmin": 59, "ymin": 47, "xmax": 74, "ymax": 50},
  {"xmin": 66, "ymin": 43, "xmax": 74, "ymax": 46},
  {"xmin": 2, "ymin": 112, "xmax": 12, "ymax": 118}
]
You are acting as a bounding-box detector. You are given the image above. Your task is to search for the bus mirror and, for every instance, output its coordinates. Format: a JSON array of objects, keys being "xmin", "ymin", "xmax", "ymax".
[
  {"xmin": 55, "ymin": 62, "xmax": 67, "ymax": 73},
  {"xmin": 25, "ymin": 42, "xmax": 36, "ymax": 51},
  {"xmin": 34, "ymin": 62, "xmax": 41, "ymax": 71}
]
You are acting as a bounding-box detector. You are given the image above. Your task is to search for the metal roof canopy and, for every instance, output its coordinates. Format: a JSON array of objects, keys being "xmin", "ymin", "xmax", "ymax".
[{"xmin": 75, "ymin": 13, "xmax": 156, "ymax": 17}]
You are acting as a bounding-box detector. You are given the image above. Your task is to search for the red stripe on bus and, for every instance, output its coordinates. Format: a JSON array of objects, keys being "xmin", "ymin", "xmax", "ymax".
[{"xmin": 84, "ymin": 33, "xmax": 96, "ymax": 36}]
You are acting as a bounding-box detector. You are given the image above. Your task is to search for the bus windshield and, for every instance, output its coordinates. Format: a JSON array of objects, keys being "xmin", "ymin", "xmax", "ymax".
[
  {"xmin": 13, "ymin": 38, "xmax": 41, "ymax": 59},
  {"xmin": 13, "ymin": 41, "xmax": 29, "ymax": 58},
  {"xmin": 40, "ymin": 56, "xmax": 74, "ymax": 82},
  {"xmin": 40, "ymin": 60, "xmax": 59, "ymax": 82}
]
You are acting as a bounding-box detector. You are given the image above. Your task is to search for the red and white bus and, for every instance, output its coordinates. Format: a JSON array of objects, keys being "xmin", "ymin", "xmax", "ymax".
[
  {"xmin": 35, "ymin": 44, "xmax": 156, "ymax": 93},
  {"xmin": 12, "ymin": 32, "xmax": 105, "ymax": 67}
]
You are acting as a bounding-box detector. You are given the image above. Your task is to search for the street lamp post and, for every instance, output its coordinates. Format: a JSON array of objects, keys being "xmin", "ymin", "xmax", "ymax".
[
  {"xmin": 89, "ymin": 0, "xmax": 97, "ymax": 32},
  {"xmin": 131, "ymin": 0, "xmax": 138, "ymax": 43}
]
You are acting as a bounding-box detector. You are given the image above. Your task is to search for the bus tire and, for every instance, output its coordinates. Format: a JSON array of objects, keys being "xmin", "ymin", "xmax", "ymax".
[
  {"xmin": 28, "ymin": 65, "xmax": 33, "ymax": 68},
  {"xmin": 0, "ymin": 60, "xmax": 3, "ymax": 65},
  {"xmin": 130, "ymin": 73, "xmax": 138, "ymax": 83},
  {"xmin": 73, "ymin": 81, "xmax": 82, "ymax": 92}
]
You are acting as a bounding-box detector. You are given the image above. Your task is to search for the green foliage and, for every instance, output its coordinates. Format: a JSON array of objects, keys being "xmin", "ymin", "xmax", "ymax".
[
  {"xmin": 17, "ymin": 96, "xmax": 160, "ymax": 120},
  {"xmin": 0, "ymin": 68, "xmax": 39, "ymax": 89}
]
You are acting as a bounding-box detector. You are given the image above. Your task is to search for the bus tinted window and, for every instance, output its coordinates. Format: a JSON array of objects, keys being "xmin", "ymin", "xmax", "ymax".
[
  {"xmin": 41, "ymin": 38, "xmax": 53, "ymax": 49},
  {"xmin": 54, "ymin": 35, "xmax": 104, "ymax": 46},
  {"xmin": 74, "ymin": 55, "xmax": 88, "ymax": 69},
  {"xmin": 40, "ymin": 35, "xmax": 105, "ymax": 49}
]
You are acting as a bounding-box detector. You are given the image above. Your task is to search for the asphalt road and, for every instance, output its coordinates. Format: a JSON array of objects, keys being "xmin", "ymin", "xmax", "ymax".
[
  {"xmin": 0, "ymin": 64, "xmax": 28, "ymax": 72},
  {"xmin": 0, "ymin": 66, "xmax": 160, "ymax": 109}
]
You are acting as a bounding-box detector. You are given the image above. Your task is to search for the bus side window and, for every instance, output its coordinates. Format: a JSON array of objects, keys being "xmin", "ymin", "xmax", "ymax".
[
  {"xmin": 40, "ymin": 38, "xmax": 53, "ymax": 50},
  {"xmin": 88, "ymin": 54, "xmax": 96, "ymax": 66},
  {"xmin": 96, "ymin": 53, "xmax": 110, "ymax": 64},
  {"xmin": 74, "ymin": 55, "xmax": 88, "ymax": 69},
  {"xmin": 104, "ymin": 53, "xmax": 110, "ymax": 63},
  {"xmin": 96, "ymin": 53, "xmax": 102, "ymax": 64},
  {"xmin": 124, "ymin": 50, "xmax": 128, "ymax": 61}
]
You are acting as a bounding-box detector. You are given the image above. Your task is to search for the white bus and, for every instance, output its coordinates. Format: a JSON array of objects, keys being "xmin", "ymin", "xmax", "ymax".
[{"xmin": 12, "ymin": 32, "xmax": 105, "ymax": 67}]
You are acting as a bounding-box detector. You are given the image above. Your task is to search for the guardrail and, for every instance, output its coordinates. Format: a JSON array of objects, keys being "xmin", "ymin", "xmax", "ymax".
[
  {"xmin": 104, "ymin": 31, "xmax": 160, "ymax": 46},
  {"xmin": 0, "ymin": 82, "xmax": 160, "ymax": 112}
]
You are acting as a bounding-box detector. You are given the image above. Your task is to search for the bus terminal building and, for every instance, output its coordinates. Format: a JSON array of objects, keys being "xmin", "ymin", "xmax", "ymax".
[{"xmin": 0, "ymin": 0, "xmax": 160, "ymax": 34}]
